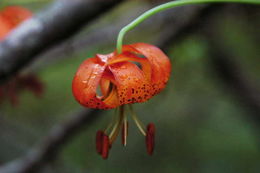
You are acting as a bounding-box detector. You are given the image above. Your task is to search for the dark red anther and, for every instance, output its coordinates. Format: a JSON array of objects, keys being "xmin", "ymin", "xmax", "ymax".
[
  {"xmin": 145, "ymin": 123, "xmax": 155, "ymax": 155},
  {"xmin": 101, "ymin": 134, "xmax": 110, "ymax": 159},
  {"xmin": 96, "ymin": 130, "xmax": 104, "ymax": 155},
  {"xmin": 121, "ymin": 122, "xmax": 128, "ymax": 146}
]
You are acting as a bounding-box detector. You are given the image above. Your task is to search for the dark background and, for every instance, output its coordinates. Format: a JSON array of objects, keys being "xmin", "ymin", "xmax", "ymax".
[{"xmin": 0, "ymin": 0, "xmax": 259, "ymax": 173}]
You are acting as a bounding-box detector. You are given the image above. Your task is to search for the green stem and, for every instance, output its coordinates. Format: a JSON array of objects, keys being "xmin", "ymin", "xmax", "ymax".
[{"xmin": 116, "ymin": 0, "xmax": 260, "ymax": 53}]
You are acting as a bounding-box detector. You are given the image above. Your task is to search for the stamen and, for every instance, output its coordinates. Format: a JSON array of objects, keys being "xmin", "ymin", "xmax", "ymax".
[
  {"xmin": 109, "ymin": 105, "xmax": 124, "ymax": 144},
  {"xmin": 121, "ymin": 114, "xmax": 128, "ymax": 146},
  {"xmin": 145, "ymin": 123, "xmax": 155, "ymax": 155},
  {"xmin": 104, "ymin": 108, "xmax": 118, "ymax": 134},
  {"xmin": 96, "ymin": 130, "xmax": 104, "ymax": 155},
  {"xmin": 102, "ymin": 134, "xmax": 110, "ymax": 159},
  {"xmin": 95, "ymin": 105, "xmax": 155, "ymax": 158},
  {"xmin": 128, "ymin": 105, "xmax": 146, "ymax": 136}
]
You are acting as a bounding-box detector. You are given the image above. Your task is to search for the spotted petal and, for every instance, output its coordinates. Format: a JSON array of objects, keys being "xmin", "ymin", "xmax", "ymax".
[
  {"xmin": 72, "ymin": 57, "xmax": 119, "ymax": 109},
  {"xmin": 109, "ymin": 61, "xmax": 152, "ymax": 105},
  {"xmin": 122, "ymin": 43, "xmax": 171, "ymax": 95}
]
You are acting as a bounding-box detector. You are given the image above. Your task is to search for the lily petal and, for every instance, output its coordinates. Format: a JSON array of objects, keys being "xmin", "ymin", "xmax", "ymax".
[
  {"xmin": 72, "ymin": 57, "xmax": 119, "ymax": 109},
  {"xmin": 109, "ymin": 61, "xmax": 152, "ymax": 105},
  {"xmin": 109, "ymin": 52, "xmax": 152, "ymax": 82},
  {"xmin": 123, "ymin": 43, "xmax": 171, "ymax": 95}
]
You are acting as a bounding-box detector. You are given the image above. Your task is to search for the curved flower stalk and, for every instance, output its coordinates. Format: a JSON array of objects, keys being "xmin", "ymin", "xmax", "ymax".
[
  {"xmin": 117, "ymin": 0, "xmax": 260, "ymax": 53},
  {"xmin": 0, "ymin": 6, "xmax": 44, "ymax": 106},
  {"xmin": 72, "ymin": 43, "xmax": 171, "ymax": 158}
]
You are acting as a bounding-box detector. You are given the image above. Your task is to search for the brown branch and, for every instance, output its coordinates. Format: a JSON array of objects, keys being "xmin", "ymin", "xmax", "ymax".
[
  {"xmin": 202, "ymin": 5, "xmax": 260, "ymax": 125},
  {"xmin": 0, "ymin": 109, "xmax": 102, "ymax": 173},
  {"xmin": 156, "ymin": 4, "xmax": 260, "ymax": 125},
  {"xmin": 32, "ymin": 4, "xmax": 210, "ymax": 70},
  {"xmin": 156, "ymin": 4, "xmax": 223, "ymax": 50},
  {"xmin": 1, "ymin": 3, "xmax": 258, "ymax": 173},
  {"xmin": 0, "ymin": 4, "xmax": 215, "ymax": 173},
  {"xmin": 0, "ymin": 0, "xmax": 124, "ymax": 84},
  {"xmin": 208, "ymin": 43, "xmax": 260, "ymax": 121}
]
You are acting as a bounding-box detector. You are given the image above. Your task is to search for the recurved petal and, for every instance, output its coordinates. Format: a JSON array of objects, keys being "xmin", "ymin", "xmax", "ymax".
[
  {"xmin": 108, "ymin": 52, "xmax": 152, "ymax": 82},
  {"xmin": 122, "ymin": 43, "xmax": 171, "ymax": 95},
  {"xmin": 109, "ymin": 61, "xmax": 152, "ymax": 105},
  {"xmin": 72, "ymin": 57, "xmax": 118, "ymax": 109}
]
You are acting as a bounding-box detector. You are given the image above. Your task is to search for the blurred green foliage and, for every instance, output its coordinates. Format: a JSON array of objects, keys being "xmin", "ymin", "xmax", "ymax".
[{"xmin": 0, "ymin": 1, "xmax": 259, "ymax": 173}]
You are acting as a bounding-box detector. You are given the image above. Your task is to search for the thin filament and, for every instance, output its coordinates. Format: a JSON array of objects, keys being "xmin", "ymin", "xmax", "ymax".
[
  {"xmin": 109, "ymin": 105, "xmax": 124, "ymax": 143},
  {"xmin": 105, "ymin": 108, "xmax": 118, "ymax": 134},
  {"xmin": 122, "ymin": 112, "xmax": 128, "ymax": 146},
  {"xmin": 128, "ymin": 105, "xmax": 146, "ymax": 136}
]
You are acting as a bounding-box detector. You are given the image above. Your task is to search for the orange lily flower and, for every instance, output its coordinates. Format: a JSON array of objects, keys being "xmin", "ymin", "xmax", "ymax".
[
  {"xmin": 0, "ymin": 6, "xmax": 32, "ymax": 40},
  {"xmin": 72, "ymin": 43, "xmax": 171, "ymax": 159}
]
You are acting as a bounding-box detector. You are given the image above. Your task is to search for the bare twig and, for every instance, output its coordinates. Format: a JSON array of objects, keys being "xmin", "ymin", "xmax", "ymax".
[
  {"xmin": 208, "ymin": 43, "xmax": 260, "ymax": 119},
  {"xmin": 0, "ymin": 109, "xmax": 102, "ymax": 173},
  {"xmin": 202, "ymin": 5, "xmax": 260, "ymax": 124},
  {"xmin": 0, "ymin": 0, "xmax": 124, "ymax": 84},
  {"xmin": 156, "ymin": 3, "xmax": 260, "ymax": 125},
  {"xmin": 1, "ymin": 3, "xmax": 258, "ymax": 173},
  {"xmin": 33, "ymin": 5, "xmax": 210, "ymax": 70},
  {"xmin": 0, "ymin": 4, "xmax": 215, "ymax": 173}
]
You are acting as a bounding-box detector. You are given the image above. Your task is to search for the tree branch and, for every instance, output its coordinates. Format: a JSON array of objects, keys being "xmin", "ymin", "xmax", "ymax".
[
  {"xmin": 156, "ymin": 4, "xmax": 260, "ymax": 126},
  {"xmin": 0, "ymin": 0, "xmax": 124, "ymax": 84},
  {"xmin": 0, "ymin": 4, "xmax": 214, "ymax": 173},
  {"xmin": 208, "ymin": 42, "xmax": 260, "ymax": 120},
  {"xmin": 0, "ymin": 109, "xmax": 102, "ymax": 173},
  {"xmin": 202, "ymin": 5, "xmax": 260, "ymax": 125},
  {"xmin": 33, "ymin": 5, "xmax": 210, "ymax": 69},
  {"xmin": 1, "ymin": 3, "xmax": 258, "ymax": 173}
]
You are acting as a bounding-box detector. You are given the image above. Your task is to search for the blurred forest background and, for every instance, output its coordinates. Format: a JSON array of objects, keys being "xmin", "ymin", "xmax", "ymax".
[{"xmin": 0, "ymin": 0, "xmax": 259, "ymax": 173}]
